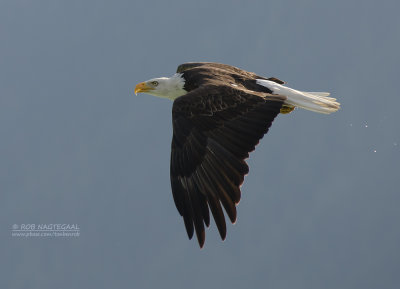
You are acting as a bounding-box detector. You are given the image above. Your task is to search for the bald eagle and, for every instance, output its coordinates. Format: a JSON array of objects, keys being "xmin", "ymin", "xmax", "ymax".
[{"xmin": 135, "ymin": 62, "xmax": 340, "ymax": 248}]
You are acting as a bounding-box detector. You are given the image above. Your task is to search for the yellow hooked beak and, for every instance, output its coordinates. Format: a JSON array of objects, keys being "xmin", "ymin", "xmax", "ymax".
[{"xmin": 134, "ymin": 82, "xmax": 154, "ymax": 95}]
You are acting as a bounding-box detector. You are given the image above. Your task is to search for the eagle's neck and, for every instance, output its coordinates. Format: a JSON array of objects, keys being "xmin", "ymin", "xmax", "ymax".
[{"xmin": 161, "ymin": 73, "xmax": 187, "ymax": 100}]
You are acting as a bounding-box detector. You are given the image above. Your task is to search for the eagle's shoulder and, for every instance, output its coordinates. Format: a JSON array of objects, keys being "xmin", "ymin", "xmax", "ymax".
[
  {"xmin": 177, "ymin": 62, "xmax": 286, "ymax": 88},
  {"xmin": 177, "ymin": 62, "xmax": 249, "ymax": 75},
  {"xmin": 176, "ymin": 63, "xmax": 209, "ymax": 73}
]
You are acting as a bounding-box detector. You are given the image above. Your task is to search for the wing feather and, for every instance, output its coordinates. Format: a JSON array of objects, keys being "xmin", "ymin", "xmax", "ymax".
[{"xmin": 171, "ymin": 85, "xmax": 284, "ymax": 247}]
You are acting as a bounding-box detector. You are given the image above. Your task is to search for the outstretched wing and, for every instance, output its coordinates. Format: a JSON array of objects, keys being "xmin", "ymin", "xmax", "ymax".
[{"xmin": 170, "ymin": 85, "xmax": 285, "ymax": 247}]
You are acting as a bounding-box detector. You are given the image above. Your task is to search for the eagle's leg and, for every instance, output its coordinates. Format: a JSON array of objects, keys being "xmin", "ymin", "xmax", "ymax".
[{"xmin": 280, "ymin": 105, "xmax": 295, "ymax": 114}]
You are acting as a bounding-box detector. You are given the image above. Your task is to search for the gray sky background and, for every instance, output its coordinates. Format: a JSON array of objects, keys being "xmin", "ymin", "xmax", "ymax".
[{"xmin": 1, "ymin": 0, "xmax": 399, "ymax": 288}]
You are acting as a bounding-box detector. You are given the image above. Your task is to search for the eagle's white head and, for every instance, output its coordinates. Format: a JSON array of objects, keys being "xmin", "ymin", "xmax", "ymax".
[{"xmin": 134, "ymin": 73, "xmax": 186, "ymax": 100}]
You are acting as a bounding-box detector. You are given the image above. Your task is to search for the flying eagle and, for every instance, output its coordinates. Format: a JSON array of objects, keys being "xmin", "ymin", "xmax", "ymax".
[{"xmin": 134, "ymin": 62, "xmax": 340, "ymax": 248}]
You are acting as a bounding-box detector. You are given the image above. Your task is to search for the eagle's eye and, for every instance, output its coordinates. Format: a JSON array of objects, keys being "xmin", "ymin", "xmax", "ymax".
[{"xmin": 151, "ymin": 81, "xmax": 159, "ymax": 87}]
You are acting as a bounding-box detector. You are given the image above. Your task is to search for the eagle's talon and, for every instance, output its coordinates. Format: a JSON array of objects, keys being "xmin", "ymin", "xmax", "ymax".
[{"xmin": 280, "ymin": 105, "xmax": 295, "ymax": 114}]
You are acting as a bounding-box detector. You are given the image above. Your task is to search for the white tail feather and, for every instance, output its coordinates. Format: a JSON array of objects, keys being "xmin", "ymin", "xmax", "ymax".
[
  {"xmin": 256, "ymin": 79, "xmax": 340, "ymax": 114},
  {"xmin": 305, "ymin": 92, "xmax": 331, "ymax": 97}
]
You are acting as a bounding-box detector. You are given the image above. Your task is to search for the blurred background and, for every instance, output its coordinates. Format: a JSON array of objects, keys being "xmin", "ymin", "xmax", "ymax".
[{"xmin": 1, "ymin": 0, "xmax": 399, "ymax": 288}]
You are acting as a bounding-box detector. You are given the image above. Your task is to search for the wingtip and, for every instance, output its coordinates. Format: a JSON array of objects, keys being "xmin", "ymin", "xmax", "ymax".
[
  {"xmin": 198, "ymin": 240, "xmax": 205, "ymax": 249},
  {"xmin": 219, "ymin": 228, "xmax": 227, "ymax": 241},
  {"xmin": 186, "ymin": 229, "xmax": 194, "ymax": 240},
  {"xmin": 196, "ymin": 230, "xmax": 206, "ymax": 248}
]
